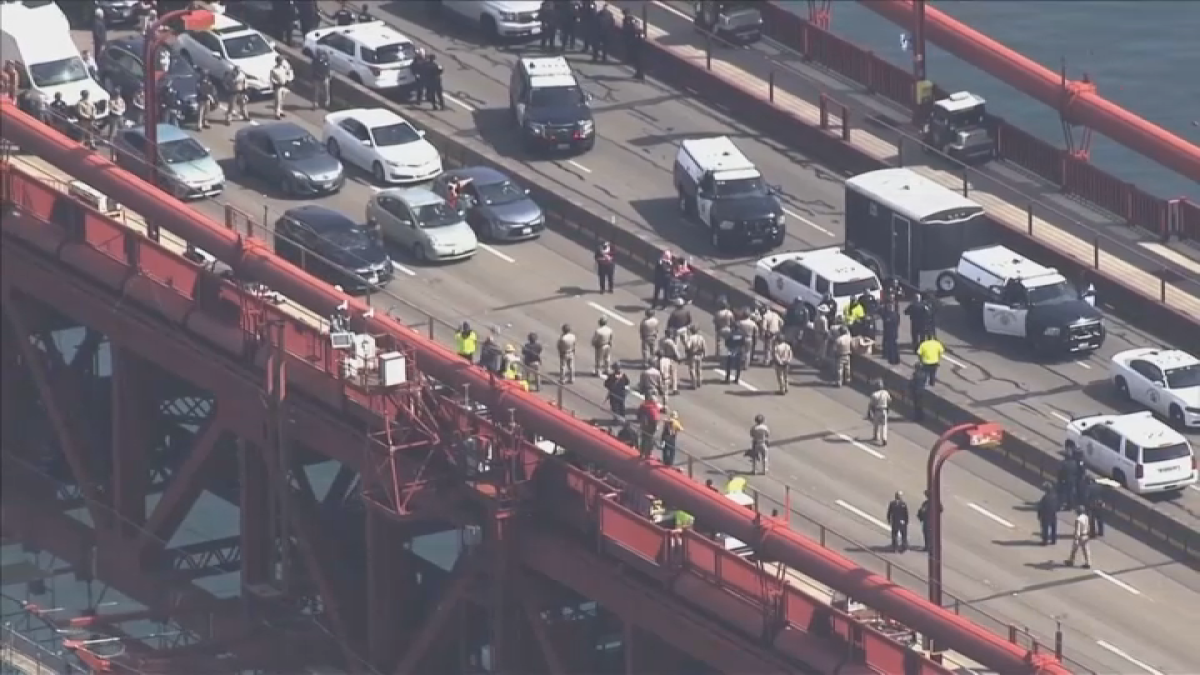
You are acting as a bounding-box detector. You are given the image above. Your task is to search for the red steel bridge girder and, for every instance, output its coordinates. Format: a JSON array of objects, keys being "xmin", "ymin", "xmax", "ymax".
[
  {"xmin": 861, "ymin": 0, "xmax": 1200, "ymax": 181},
  {"xmin": 0, "ymin": 103, "xmax": 1071, "ymax": 674}
]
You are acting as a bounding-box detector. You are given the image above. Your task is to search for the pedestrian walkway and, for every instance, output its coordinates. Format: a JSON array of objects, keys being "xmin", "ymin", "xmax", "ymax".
[{"xmin": 638, "ymin": 5, "xmax": 1200, "ymax": 321}]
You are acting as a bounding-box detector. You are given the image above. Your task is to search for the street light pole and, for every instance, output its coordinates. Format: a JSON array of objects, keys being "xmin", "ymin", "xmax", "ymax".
[
  {"xmin": 925, "ymin": 421, "xmax": 1003, "ymax": 662},
  {"xmin": 141, "ymin": 8, "xmax": 214, "ymax": 204}
]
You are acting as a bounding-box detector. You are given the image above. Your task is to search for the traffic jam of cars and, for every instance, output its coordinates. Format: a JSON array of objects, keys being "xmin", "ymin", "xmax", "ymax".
[{"xmin": 18, "ymin": 0, "xmax": 1196, "ymax": 499}]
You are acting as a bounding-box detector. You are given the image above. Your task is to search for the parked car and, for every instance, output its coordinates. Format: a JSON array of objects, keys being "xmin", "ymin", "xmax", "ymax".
[
  {"xmin": 234, "ymin": 121, "xmax": 345, "ymax": 197},
  {"xmin": 1065, "ymin": 412, "xmax": 1197, "ymax": 495},
  {"xmin": 111, "ymin": 124, "xmax": 224, "ymax": 199},
  {"xmin": 97, "ymin": 37, "xmax": 201, "ymax": 120},
  {"xmin": 431, "ymin": 166, "xmax": 543, "ymax": 242},
  {"xmin": 173, "ymin": 14, "xmax": 277, "ymax": 97},
  {"xmin": 1111, "ymin": 348, "xmax": 1200, "ymax": 429},
  {"xmin": 301, "ymin": 21, "xmax": 417, "ymax": 91},
  {"xmin": 366, "ymin": 187, "xmax": 478, "ymax": 262},
  {"xmin": 273, "ymin": 205, "xmax": 393, "ymax": 292},
  {"xmin": 321, "ymin": 107, "xmax": 442, "ymax": 185}
]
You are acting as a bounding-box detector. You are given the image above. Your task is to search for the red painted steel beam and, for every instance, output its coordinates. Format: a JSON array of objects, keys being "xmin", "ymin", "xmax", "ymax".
[
  {"xmin": 860, "ymin": 0, "xmax": 1200, "ymax": 182},
  {"xmin": 0, "ymin": 102, "xmax": 1066, "ymax": 675}
]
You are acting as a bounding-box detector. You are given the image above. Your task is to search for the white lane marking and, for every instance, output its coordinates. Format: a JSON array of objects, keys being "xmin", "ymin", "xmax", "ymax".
[
  {"xmin": 1076, "ymin": 361, "xmax": 1093, "ymax": 370},
  {"xmin": 943, "ymin": 354, "xmax": 968, "ymax": 368},
  {"xmin": 629, "ymin": 389, "xmax": 645, "ymax": 400},
  {"xmin": 1094, "ymin": 570, "xmax": 1142, "ymax": 597},
  {"xmin": 567, "ymin": 160, "xmax": 593, "ymax": 174},
  {"xmin": 390, "ymin": 261, "xmax": 417, "ymax": 276},
  {"xmin": 835, "ymin": 499, "xmax": 890, "ymax": 532},
  {"xmin": 967, "ymin": 503, "xmax": 1014, "ymax": 528},
  {"xmin": 587, "ymin": 302, "xmax": 634, "ymax": 326},
  {"xmin": 712, "ymin": 369, "xmax": 760, "ymax": 392},
  {"xmin": 655, "ymin": 1, "xmax": 692, "ymax": 21},
  {"xmin": 1095, "ymin": 640, "xmax": 1163, "ymax": 675},
  {"xmin": 835, "ymin": 433, "xmax": 885, "ymax": 459},
  {"xmin": 783, "ymin": 208, "xmax": 835, "ymax": 236},
  {"xmin": 445, "ymin": 94, "xmax": 475, "ymax": 112},
  {"xmin": 1049, "ymin": 411, "xmax": 1072, "ymax": 423},
  {"xmin": 479, "ymin": 243, "xmax": 515, "ymax": 263}
]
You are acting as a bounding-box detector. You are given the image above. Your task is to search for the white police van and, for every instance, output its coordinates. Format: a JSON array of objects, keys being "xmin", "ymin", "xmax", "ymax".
[
  {"xmin": 674, "ymin": 136, "xmax": 784, "ymax": 252},
  {"xmin": 954, "ymin": 245, "xmax": 1104, "ymax": 355}
]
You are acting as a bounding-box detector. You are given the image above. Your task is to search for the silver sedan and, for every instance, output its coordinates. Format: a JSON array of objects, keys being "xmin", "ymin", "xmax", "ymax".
[{"xmin": 365, "ymin": 187, "xmax": 478, "ymax": 263}]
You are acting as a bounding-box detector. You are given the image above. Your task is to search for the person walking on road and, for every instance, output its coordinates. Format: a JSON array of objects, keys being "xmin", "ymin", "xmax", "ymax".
[
  {"xmin": 832, "ymin": 326, "xmax": 853, "ymax": 387},
  {"xmin": 224, "ymin": 66, "xmax": 248, "ymax": 124},
  {"xmin": 604, "ymin": 365, "xmax": 630, "ymax": 418},
  {"xmin": 423, "ymin": 54, "xmax": 445, "ymax": 110},
  {"xmin": 311, "ymin": 49, "xmax": 332, "ymax": 110},
  {"xmin": 712, "ymin": 296, "xmax": 734, "ymax": 359},
  {"xmin": 636, "ymin": 394, "xmax": 662, "ymax": 459},
  {"xmin": 905, "ymin": 292, "xmax": 933, "ymax": 353},
  {"xmin": 522, "ymin": 333, "xmax": 544, "ymax": 391},
  {"xmin": 747, "ymin": 414, "xmax": 770, "ymax": 475},
  {"xmin": 916, "ymin": 335, "xmax": 944, "ymax": 386},
  {"xmin": 1065, "ymin": 506, "xmax": 1092, "ymax": 568},
  {"xmin": 638, "ymin": 309, "xmax": 659, "ymax": 366},
  {"xmin": 269, "ymin": 56, "xmax": 293, "ymax": 119},
  {"xmin": 887, "ymin": 491, "xmax": 910, "ymax": 553},
  {"xmin": 1037, "ymin": 482, "xmax": 1059, "ymax": 545},
  {"xmin": 771, "ymin": 334, "xmax": 793, "ymax": 395},
  {"xmin": 683, "ymin": 325, "xmax": 707, "ymax": 390},
  {"xmin": 867, "ymin": 379, "xmax": 891, "ymax": 446},
  {"xmin": 916, "ymin": 491, "xmax": 940, "ymax": 552},
  {"xmin": 880, "ymin": 304, "xmax": 901, "ymax": 365},
  {"xmin": 195, "ymin": 72, "xmax": 216, "ymax": 129},
  {"xmin": 723, "ymin": 325, "xmax": 747, "ymax": 385},
  {"xmin": 595, "ymin": 241, "xmax": 615, "ymax": 292},
  {"xmin": 591, "ymin": 317, "xmax": 613, "ymax": 376},
  {"xmin": 1084, "ymin": 477, "xmax": 1106, "ymax": 538},
  {"xmin": 556, "ymin": 323, "xmax": 577, "ymax": 384}
]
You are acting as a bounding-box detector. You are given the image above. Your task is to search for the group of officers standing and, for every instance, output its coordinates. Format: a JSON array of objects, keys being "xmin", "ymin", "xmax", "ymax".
[{"xmin": 536, "ymin": 1, "xmax": 647, "ymax": 79}]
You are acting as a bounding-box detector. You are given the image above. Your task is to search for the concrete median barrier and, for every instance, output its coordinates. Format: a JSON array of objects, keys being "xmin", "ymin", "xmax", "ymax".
[{"xmin": 275, "ymin": 42, "xmax": 1198, "ymax": 568}]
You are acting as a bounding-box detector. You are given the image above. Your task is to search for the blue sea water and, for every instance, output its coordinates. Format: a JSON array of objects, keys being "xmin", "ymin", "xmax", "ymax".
[{"xmin": 782, "ymin": 1, "xmax": 1200, "ymax": 200}]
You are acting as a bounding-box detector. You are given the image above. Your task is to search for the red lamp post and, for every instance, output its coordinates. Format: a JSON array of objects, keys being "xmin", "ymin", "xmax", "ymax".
[
  {"xmin": 925, "ymin": 421, "xmax": 1004, "ymax": 662},
  {"xmin": 142, "ymin": 8, "xmax": 214, "ymax": 202}
]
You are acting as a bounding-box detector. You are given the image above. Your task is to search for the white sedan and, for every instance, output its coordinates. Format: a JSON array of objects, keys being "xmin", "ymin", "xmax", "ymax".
[
  {"xmin": 321, "ymin": 108, "xmax": 443, "ymax": 185},
  {"xmin": 1111, "ymin": 348, "xmax": 1200, "ymax": 429}
]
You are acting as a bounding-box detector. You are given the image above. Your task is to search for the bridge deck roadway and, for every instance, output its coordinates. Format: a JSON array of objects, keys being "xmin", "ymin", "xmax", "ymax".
[{"xmin": 59, "ymin": 12, "xmax": 1199, "ymax": 674}]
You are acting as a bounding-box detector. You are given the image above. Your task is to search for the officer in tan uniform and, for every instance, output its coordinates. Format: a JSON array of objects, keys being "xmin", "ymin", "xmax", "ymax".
[
  {"xmin": 771, "ymin": 334, "xmax": 793, "ymax": 395},
  {"xmin": 591, "ymin": 317, "xmax": 614, "ymax": 376},
  {"xmin": 557, "ymin": 323, "xmax": 577, "ymax": 384},
  {"xmin": 683, "ymin": 325, "xmax": 707, "ymax": 390},
  {"xmin": 638, "ymin": 309, "xmax": 659, "ymax": 366}
]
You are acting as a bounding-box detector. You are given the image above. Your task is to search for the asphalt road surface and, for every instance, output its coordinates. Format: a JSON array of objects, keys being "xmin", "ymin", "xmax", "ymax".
[{"xmin": 67, "ymin": 10, "xmax": 1200, "ymax": 674}]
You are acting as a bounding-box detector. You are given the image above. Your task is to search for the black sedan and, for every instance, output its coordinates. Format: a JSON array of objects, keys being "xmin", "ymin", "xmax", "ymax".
[
  {"xmin": 97, "ymin": 37, "xmax": 201, "ymax": 118},
  {"xmin": 234, "ymin": 122, "xmax": 345, "ymax": 197},
  {"xmin": 273, "ymin": 205, "xmax": 393, "ymax": 293}
]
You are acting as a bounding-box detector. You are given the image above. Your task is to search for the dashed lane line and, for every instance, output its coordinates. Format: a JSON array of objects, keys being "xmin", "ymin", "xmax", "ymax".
[
  {"xmin": 567, "ymin": 160, "xmax": 593, "ymax": 174},
  {"xmin": 586, "ymin": 302, "xmax": 635, "ymax": 326},
  {"xmin": 967, "ymin": 503, "xmax": 1015, "ymax": 529},
  {"xmin": 711, "ymin": 369, "xmax": 760, "ymax": 392},
  {"xmin": 1095, "ymin": 640, "xmax": 1163, "ymax": 675},
  {"xmin": 835, "ymin": 433, "xmax": 885, "ymax": 460},
  {"xmin": 1093, "ymin": 570, "xmax": 1142, "ymax": 597},
  {"xmin": 445, "ymin": 94, "xmax": 476, "ymax": 112},
  {"xmin": 391, "ymin": 261, "xmax": 417, "ymax": 276},
  {"xmin": 782, "ymin": 208, "xmax": 835, "ymax": 237},
  {"xmin": 835, "ymin": 499, "xmax": 890, "ymax": 532},
  {"xmin": 479, "ymin": 243, "xmax": 515, "ymax": 263}
]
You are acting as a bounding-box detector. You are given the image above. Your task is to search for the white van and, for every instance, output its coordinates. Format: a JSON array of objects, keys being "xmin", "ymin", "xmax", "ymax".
[{"xmin": 0, "ymin": 1, "xmax": 110, "ymax": 114}]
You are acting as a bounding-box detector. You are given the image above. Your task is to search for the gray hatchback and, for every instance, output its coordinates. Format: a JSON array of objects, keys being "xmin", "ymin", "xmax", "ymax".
[{"xmin": 431, "ymin": 166, "xmax": 544, "ymax": 242}]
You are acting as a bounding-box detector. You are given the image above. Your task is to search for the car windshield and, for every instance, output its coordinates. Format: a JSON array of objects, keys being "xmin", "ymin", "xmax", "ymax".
[
  {"xmin": 29, "ymin": 56, "xmax": 90, "ymax": 88},
  {"xmin": 371, "ymin": 122, "xmax": 421, "ymax": 146},
  {"xmin": 222, "ymin": 34, "xmax": 273, "ymax": 59},
  {"xmin": 1165, "ymin": 363, "xmax": 1200, "ymax": 389},
  {"xmin": 1143, "ymin": 443, "xmax": 1192, "ymax": 464},
  {"xmin": 475, "ymin": 179, "xmax": 525, "ymax": 205},
  {"xmin": 362, "ymin": 43, "xmax": 415, "ymax": 64},
  {"xmin": 274, "ymin": 133, "xmax": 322, "ymax": 160},
  {"xmin": 834, "ymin": 278, "xmax": 880, "ymax": 298},
  {"xmin": 325, "ymin": 228, "xmax": 375, "ymax": 254},
  {"xmin": 415, "ymin": 203, "xmax": 461, "ymax": 229},
  {"xmin": 159, "ymin": 138, "xmax": 208, "ymax": 164},
  {"xmin": 712, "ymin": 176, "xmax": 767, "ymax": 198},
  {"xmin": 1025, "ymin": 280, "xmax": 1077, "ymax": 306},
  {"xmin": 530, "ymin": 85, "xmax": 586, "ymax": 109}
]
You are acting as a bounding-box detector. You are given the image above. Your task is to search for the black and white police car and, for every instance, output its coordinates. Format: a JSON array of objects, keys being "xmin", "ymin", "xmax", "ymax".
[
  {"xmin": 674, "ymin": 136, "xmax": 784, "ymax": 252},
  {"xmin": 1065, "ymin": 411, "xmax": 1197, "ymax": 495},
  {"xmin": 1111, "ymin": 348, "xmax": 1200, "ymax": 429},
  {"xmin": 954, "ymin": 245, "xmax": 1104, "ymax": 355}
]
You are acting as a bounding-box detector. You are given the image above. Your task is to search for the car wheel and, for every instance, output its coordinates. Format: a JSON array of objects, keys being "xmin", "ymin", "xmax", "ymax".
[
  {"xmin": 413, "ymin": 243, "xmax": 428, "ymax": 263},
  {"xmin": 372, "ymin": 162, "xmax": 387, "ymax": 184},
  {"xmin": 326, "ymin": 138, "xmax": 340, "ymax": 158},
  {"xmin": 481, "ymin": 15, "xmax": 499, "ymax": 42},
  {"xmin": 350, "ymin": 72, "xmax": 364, "ymax": 85},
  {"xmin": 1112, "ymin": 469, "xmax": 1128, "ymax": 489},
  {"xmin": 753, "ymin": 277, "xmax": 770, "ymax": 297},
  {"xmin": 1114, "ymin": 376, "xmax": 1130, "ymax": 400},
  {"xmin": 710, "ymin": 228, "xmax": 722, "ymax": 250},
  {"xmin": 234, "ymin": 152, "xmax": 249, "ymax": 175},
  {"xmin": 1169, "ymin": 405, "xmax": 1185, "ymax": 428}
]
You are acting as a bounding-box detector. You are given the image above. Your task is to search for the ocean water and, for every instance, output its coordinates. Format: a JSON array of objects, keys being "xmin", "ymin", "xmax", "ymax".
[{"xmin": 781, "ymin": 1, "xmax": 1200, "ymax": 200}]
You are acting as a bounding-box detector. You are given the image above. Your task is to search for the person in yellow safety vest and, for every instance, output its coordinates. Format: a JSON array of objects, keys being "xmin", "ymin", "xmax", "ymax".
[
  {"xmin": 844, "ymin": 298, "xmax": 866, "ymax": 334},
  {"xmin": 916, "ymin": 335, "xmax": 945, "ymax": 387},
  {"xmin": 455, "ymin": 321, "xmax": 478, "ymax": 363},
  {"xmin": 503, "ymin": 362, "xmax": 530, "ymax": 391},
  {"xmin": 726, "ymin": 476, "xmax": 748, "ymax": 495}
]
